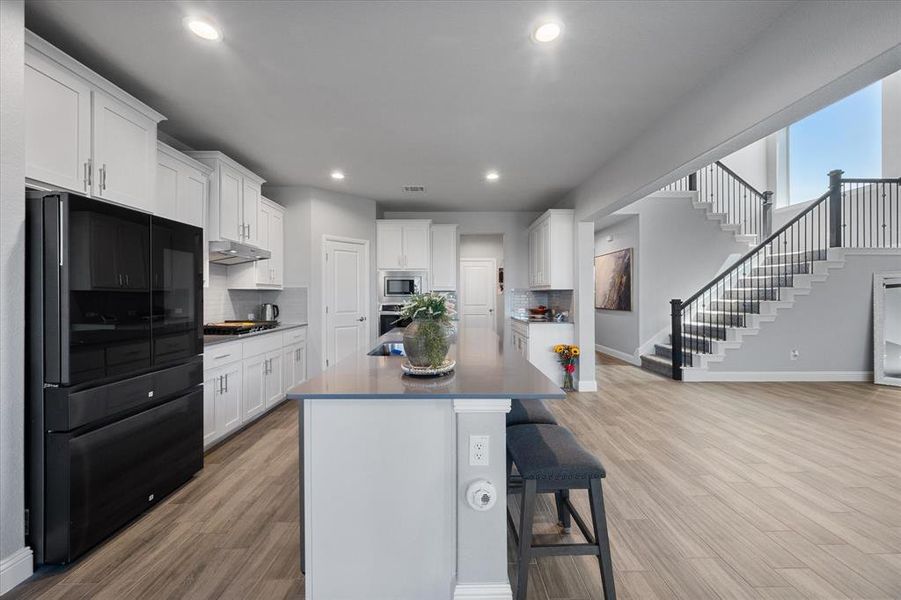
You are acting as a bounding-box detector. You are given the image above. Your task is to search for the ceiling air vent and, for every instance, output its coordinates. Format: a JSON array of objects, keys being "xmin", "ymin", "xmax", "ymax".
[{"xmin": 402, "ymin": 185, "xmax": 426, "ymax": 193}]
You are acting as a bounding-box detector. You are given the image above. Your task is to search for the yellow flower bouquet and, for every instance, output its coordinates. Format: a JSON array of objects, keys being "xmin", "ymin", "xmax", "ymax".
[{"xmin": 554, "ymin": 344, "xmax": 580, "ymax": 391}]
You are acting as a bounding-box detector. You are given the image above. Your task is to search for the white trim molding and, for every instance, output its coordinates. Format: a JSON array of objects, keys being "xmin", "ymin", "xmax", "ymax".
[
  {"xmin": 576, "ymin": 380, "xmax": 598, "ymax": 392},
  {"xmin": 0, "ymin": 546, "xmax": 33, "ymax": 595},
  {"xmin": 453, "ymin": 581, "xmax": 513, "ymax": 600},
  {"xmin": 453, "ymin": 398, "xmax": 512, "ymax": 414},
  {"xmin": 595, "ymin": 344, "xmax": 641, "ymax": 366},
  {"xmin": 683, "ymin": 370, "xmax": 872, "ymax": 382}
]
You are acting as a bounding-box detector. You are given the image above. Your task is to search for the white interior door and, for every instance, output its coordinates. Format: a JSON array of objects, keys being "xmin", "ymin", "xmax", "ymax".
[
  {"xmin": 459, "ymin": 259, "xmax": 497, "ymax": 329},
  {"xmin": 324, "ymin": 238, "xmax": 369, "ymax": 368}
]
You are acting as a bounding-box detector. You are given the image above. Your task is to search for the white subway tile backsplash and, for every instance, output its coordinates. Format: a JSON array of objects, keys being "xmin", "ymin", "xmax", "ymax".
[{"xmin": 203, "ymin": 264, "xmax": 308, "ymax": 324}]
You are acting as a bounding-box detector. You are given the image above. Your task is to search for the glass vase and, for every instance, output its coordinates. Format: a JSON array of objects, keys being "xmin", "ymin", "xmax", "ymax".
[
  {"xmin": 562, "ymin": 371, "xmax": 574, "ymax": 391},
  {"xmin": 403, "ymin": 318, "xmax": 450, "ymax": 368}
]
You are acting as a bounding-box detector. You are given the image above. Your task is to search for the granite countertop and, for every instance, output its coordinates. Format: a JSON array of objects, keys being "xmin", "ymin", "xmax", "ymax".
[
  {"xmin": 203, "ymin": 322, "xmax": 308, "ymax": 346},
  {"xmin": 287, "ymin": 326, "xmax": 565, "ymax": 400}
]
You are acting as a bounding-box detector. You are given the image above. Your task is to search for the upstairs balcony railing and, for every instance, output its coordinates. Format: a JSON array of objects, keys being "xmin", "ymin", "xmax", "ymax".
[
  {"xmin": 668, "ymin": 169, "xmax": 900, "ymax": 380},
  {"xmin": 662, "ymin": 160, "xmax": 773, "ymax": 239}
]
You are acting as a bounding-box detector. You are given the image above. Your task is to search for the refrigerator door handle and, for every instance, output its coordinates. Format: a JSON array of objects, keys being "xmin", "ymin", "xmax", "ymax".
[{"xmin": 44, "ymin": 195, "xmax": 70, "ymax": 384}]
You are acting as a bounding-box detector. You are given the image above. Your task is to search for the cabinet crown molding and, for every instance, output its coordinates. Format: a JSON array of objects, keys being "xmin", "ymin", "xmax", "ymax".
[
  {"xmin": 25, "ymin": 29, "xmax": 166, "ymax": 124},
  {"xmin": 184, "ymin": 151, "xmax": 266, "ymax": 184},
  {"xmin": 157, "ymin": 141, "xmax": 213, "ymax": 175},
  {"xmin": 529, "ymin": 208, "xmax": 574, "ymax": 231}
]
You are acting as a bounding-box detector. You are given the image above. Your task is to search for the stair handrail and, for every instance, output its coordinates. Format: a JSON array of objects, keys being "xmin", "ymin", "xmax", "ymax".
[
  {"xmin": 663, "ymin": 160, "xmax": 774, "ymax": 237},
  {"xmin": 668, "ymin": 170, "xmax": 901, "ymax": 380},
  {"xmin": 680, "ymin": 190, "xmax": 829, "ymax": 309},
  {"xmin": 711, "ymin": 160, "xmax": 768, "ymax": 201}
]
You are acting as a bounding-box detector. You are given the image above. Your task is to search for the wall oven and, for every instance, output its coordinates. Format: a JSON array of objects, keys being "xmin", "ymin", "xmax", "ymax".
[{"xmin": 27, "ymin": 191, "xmax": 204, "ymax": 565}]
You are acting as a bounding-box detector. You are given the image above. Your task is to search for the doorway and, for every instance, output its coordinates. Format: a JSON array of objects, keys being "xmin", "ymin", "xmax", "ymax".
[
  {"xmin": 322, "ymin": 236, "xmax": 370, "ymax": 369},
  {"xmin": 459, "ymin": 258, "xmax": 497, "ymax": 330}
]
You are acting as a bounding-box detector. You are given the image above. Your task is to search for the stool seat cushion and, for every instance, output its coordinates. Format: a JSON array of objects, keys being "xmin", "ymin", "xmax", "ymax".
[
  {"xmin": 507, "ymin": 424, "xmax": 606, "ymax": 481},
  {"xmin": 507, "ymin": 399, "xmax": 558, "ymax": 427}
]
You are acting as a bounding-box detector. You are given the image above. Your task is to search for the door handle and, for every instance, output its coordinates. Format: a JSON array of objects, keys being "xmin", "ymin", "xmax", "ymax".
[
  {"xmin": 117, "ymin": 273, "xmax": 123, "ymax": 287},
  {"xmin": 218, "ymin": 375, "xmax": 223, "ymax": 394},
  {"xmin": 357, "ymin": 316, "xmax": 367, "ymax": 322},
  {"xmin": 224, "ymin": 373, "xmax": 229, "ymax": 393},
  {"xmin": 124, "ymin": 274, "xmax": 129, "ymax": 287},
  {"xmin": 100, "ymin": 164, "xmax": 107, "ymax": 191}
]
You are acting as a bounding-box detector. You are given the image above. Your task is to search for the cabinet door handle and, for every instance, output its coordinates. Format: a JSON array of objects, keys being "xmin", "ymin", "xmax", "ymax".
[
  {"xmin": 217, "ymin": 375, "xmax": 223, "ymax": 394},
  {"xmin": 99, "ymin": 164, "xmax": 107, "ymax": 191},
  {"xmin": 83, "ymin": 160, "xmax": 90, "ymax": 189},
  {"xmin": 214, "ymin": 353, "xmax": 231, "ymax": 360},
  {"xmin": 238, "ymin": 223, "xmax": 243, "ymax": 239},
  {"xmin": 124, "ymin": 274, "xmax": 129, "ymax": 287},
  {"xmin": 117, "ymin": 273, "xmax": 123, "ymax": 287}
]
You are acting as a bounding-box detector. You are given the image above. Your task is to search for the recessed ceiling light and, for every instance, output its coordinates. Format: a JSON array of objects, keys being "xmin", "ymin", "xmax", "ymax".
[
  {"xmin": 331, "ymin": 170, "xmax": 345, "ymax": 181},
  {"xmin": 532, "ymin": 21, "xmax": 562, "ymax": 44},
  {"xmin": 485, "ymin": 170, "xmax": 500, "ymax": 182},
  {"xmin": 185, "ymin": 18, "xmax": 221, "ymax": 41}
]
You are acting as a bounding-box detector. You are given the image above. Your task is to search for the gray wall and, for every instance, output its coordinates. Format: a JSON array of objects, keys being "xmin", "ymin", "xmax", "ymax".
[
  {"xmin": 593, "ymin": 217, "xmax": 640, "ymax": 360},
  {"xmin": 594, "ymin": 192, "xmax": 751, "ymax": 361},
  {"xmin": 267, "ymin": 185, "xmax": 377, "ymax": 376},
  {"xmin": 707, "ymin": 251, "xmax": 901, "ymax": 375},
  {"xmin": 0, "ymin": 0, "xmax": 27, "ymax": 577}
]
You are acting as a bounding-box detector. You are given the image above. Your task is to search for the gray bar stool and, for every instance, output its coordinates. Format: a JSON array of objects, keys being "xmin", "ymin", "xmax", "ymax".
[
  {"xmin": 506, "ymin": 423, "xmax": 616, "ymax": 600},
  {"xmin": 506, "ymin": 398, "xmax": 558, "ymax": 427}
]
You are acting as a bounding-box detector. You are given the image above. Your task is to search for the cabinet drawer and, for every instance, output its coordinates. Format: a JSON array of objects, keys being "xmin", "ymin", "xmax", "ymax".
[
  {"xmin": 204, "ymin": 341, "xmax": 242, "ymax": 370},
  {"xmin": 242, "ymin": 330, "xmax": 284, "ymax": 358},
  {"xmin": 511, "ymin": 320, "xmax": 529, "ymax": 337},
  {"xmin": 283, "ymin": 327, "xmax": 308, "ymax": 346}
]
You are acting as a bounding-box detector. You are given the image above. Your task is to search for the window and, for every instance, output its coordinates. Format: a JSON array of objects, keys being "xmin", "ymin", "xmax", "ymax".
[{"xmin": 788, "ymin": 81, "xmax": 882, "ymax": 204}]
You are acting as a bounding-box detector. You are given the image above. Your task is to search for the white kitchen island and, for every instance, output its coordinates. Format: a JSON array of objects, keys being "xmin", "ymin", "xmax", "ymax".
[{"xmin": 287, "ymin": 327, "xmax": 564, "ymax": 600}]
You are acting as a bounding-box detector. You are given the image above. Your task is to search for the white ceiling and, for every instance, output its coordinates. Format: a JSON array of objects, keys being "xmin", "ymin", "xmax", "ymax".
[{"xmin": 25, "ymin": 1, "xmax": 795, "ymax": 211}]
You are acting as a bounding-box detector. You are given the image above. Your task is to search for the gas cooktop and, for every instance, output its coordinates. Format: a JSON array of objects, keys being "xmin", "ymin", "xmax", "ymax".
[{"xmin": 203, "ymin": 320, "xmax": 279, "ymax": 336}]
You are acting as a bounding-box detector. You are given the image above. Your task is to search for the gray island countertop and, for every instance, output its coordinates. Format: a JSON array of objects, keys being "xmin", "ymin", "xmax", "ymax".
[{"xmin": 288, "ymin": 327, "xmax": 565, "ymax": 400}]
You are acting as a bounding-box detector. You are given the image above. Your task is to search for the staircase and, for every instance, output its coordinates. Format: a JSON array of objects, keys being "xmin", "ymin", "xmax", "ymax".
[{"xmin": 643, "ymin": 170, "xmax": 901, "ymax": 380}]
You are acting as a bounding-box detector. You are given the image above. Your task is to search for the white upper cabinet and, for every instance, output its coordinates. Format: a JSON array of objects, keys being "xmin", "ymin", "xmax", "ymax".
[
  {"xmin": 529, "ymin": 209, "xmax": 574, "ymax": 290},
  {"xmin": 24, "ymin": 50, "xmax": 92, "ymax": 195},
  {"xmin": 227, "ymin": 197, "xmax": 285, "ymax": 289},
  {"xmin": 92, "ymin": 94, "xmax": 157, "ymax": 212},
  {"xmin": 430, "ymin": 224, "xmax": 459, "ymax": 291},
  {"xmin": 187, "ymin": 151, "xmax": 266, "ymax": 247},
  {"xmin": 377, "ymin": 220, "xmax": 431, "ymax": 271},
  {"xmin": 24, "ymin": 32, "xmax": 165, "ymax": 213},
  {"xmin": 155, "ymin": 142, "xmax": 210, "ymax": 228}
]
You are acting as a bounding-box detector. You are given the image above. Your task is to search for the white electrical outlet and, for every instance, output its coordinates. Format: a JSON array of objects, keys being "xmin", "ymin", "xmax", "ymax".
[
  {"xmin": 790, "ymin": 349, "xmax": 800, "ymax": 361},
  {"xmin": 469, "ymin": 435, "xmax": 490, "ymax": 466}
]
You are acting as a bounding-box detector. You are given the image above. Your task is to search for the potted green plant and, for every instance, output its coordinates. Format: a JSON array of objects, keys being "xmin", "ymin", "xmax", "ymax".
[{"xmin": 398, "ymin": 292, "xmax": 454, "ymax": 368}]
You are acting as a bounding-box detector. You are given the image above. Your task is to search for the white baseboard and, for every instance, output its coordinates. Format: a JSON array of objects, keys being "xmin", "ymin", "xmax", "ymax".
[
  {"xmin": 682, "ymin": 370, "xmax": 873, "ymax": 382},
  {"xmin": 595, "ymin": 344, "xmax": 641, "ymax": 366},
  {"xmin": 453, "ymin": 582, "xmax": 513, "ymax": 600},
  {"xmin": 576, "ymin": 380, "xmax": 598, "ymax": 392},
  {"xmin": 0, "ymin": 546, "xmax": 33, "ymax": 595}
]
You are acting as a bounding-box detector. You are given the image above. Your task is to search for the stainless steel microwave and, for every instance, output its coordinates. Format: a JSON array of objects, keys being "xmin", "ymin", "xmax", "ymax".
[{"xmin": 379, "ymin": 271, "xmax": 426, "ymax": 301}]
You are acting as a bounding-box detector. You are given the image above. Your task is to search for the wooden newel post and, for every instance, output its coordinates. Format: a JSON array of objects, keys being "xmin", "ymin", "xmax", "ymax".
[
  {"xmin": 670, "ymin": 299, "xmax": 683, "ymax": 381},
  {"xmin": 761, "ymin": 191, "xmax": 774, "ymax": 238},
  {"xmin": 828, "ymin": 169, "xmax": 844, "ymax": 248}
]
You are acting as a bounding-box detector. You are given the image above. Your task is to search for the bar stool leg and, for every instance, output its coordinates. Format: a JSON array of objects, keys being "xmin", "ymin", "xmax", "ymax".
[
  {"xmin": 588, "ymin": 478, "xmax": 616, "ymax": 600},
  {"xmin": 554, "ymin": 490, "xmax": 571, "ymax": 532},
  {"xmin": 515, "ymin": 478, "xmax": 537, "ymax": 600}
]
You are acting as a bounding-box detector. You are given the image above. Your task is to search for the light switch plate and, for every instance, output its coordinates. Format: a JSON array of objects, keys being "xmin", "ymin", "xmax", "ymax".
[{"xmin": 469, "ymin": 435, "xmax": 490, "ymax": 466}]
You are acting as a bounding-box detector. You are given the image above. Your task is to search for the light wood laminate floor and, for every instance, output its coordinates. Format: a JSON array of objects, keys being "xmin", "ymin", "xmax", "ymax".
[{"xmin": 9, "ymin": 354, "xmax": 901, "ymax": 599}]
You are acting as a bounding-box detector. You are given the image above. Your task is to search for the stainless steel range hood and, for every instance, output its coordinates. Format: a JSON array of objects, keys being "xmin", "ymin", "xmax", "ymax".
[{"xmin": 208, "ymin": 240, "xmax": 271, "ymax": 265}]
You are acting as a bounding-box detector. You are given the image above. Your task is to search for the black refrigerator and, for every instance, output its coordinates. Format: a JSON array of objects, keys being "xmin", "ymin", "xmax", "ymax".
[{"xmin": 26, "ymin": 191, "xmax": 204, "ymax": 565}]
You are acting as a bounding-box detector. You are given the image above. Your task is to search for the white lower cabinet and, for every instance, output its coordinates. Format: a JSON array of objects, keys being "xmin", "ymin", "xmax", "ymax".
[
  {"xmin": 202, "ymin": 326, "xmax": 307, "ymax": 449},
  {"xmin": 242, "ymin": 353, "xmax": 268, "ymax": 422},
  {"xmin": 510, "ymin": 320, "xmax": 573, "ymax": 388}
]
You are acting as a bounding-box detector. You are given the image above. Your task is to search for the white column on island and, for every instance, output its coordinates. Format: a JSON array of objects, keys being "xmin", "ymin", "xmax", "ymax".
[{"xmin": 452, "ymin": 398, "xmax": 513, "ymax": 600}]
